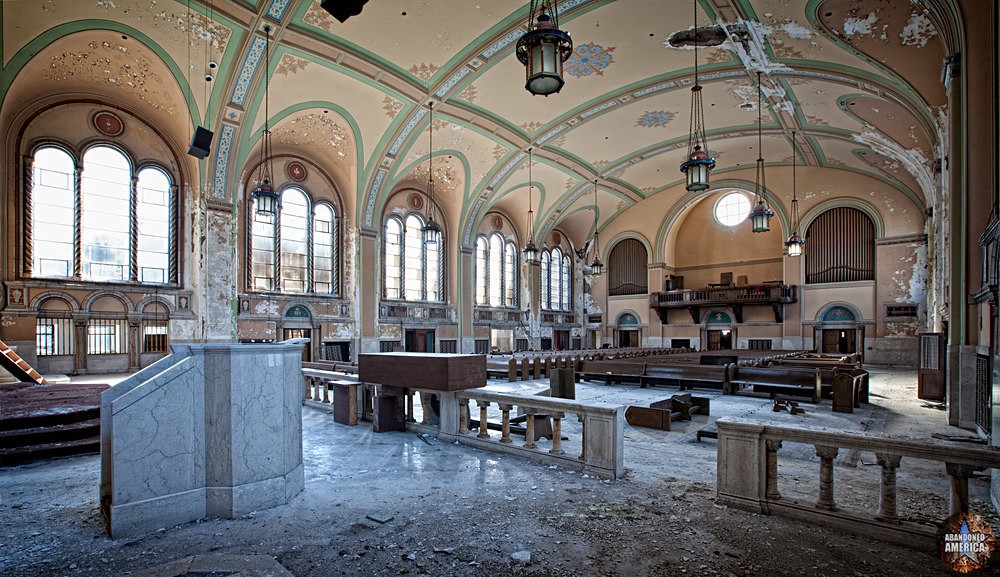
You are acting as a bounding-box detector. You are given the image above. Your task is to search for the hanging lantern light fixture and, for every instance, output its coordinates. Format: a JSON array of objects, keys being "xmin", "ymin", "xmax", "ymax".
[
  {"xmin": 748, "ymin": 72, "xmax": 774, "ymax": 233},
  {"xmin": 421, "ymin": 101, "xmax": 442, "ymax": 245},
  {"xmin": 785, "ymin": 131, "xmax": 805, "ymax": 257},
  {"xmin": 515, "ymin": 0, "xmax": 573, "ymax": 97},
  {"xmin": 589, "ymin": 179, "xmax": 604, "ymax": 276},
  {"xmin": 679, "ymin": 0, "xmax": 715, "ymax": 191},
  {"xmin": 251, "ymin": 24, "xmax": 279, "ymax": 220},
  {"xmin": 522, "ymin": 148, "xmax": 539, "ymax": 263}
]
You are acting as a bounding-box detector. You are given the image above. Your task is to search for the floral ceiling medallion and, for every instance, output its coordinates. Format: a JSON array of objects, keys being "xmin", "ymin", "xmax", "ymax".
[
  {"xmin": 637, "ymin": 110, "xmax": 674, "ymax": 128},
  {"xmin": 565, "ymin": 43, "xmax": 616, "ymax": 78}
]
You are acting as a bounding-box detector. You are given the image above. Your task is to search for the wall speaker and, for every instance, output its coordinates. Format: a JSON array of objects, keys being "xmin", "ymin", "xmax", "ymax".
[
  {"xmin": 320, "ymin": 0, "xmax": 370, "ymax": 23},
  {"xmin": 188, "ymin": 126, "xmax": 214, "ymax": 159}
]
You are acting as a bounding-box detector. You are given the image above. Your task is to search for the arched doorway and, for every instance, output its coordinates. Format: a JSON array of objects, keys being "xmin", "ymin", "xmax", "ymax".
[
  {"xmin": 703, "ymin": 310, "xmax": 734, "ymax": 351},
  {"xmin": 282, "ymin": 305, "xmax": 313, "ymax": 362},
  {"xmin": 816, "ymin": 305, "xmax": 863, "ymax": 357},
  {"xmin": 616, "ymin": 312, "xmax": 640, "ymax": 347}
]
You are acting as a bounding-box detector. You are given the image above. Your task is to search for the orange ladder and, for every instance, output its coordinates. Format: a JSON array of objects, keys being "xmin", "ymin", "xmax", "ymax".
[{"xmin": 0, "ymin": 339, "xmax": 47, "ymax": 384}]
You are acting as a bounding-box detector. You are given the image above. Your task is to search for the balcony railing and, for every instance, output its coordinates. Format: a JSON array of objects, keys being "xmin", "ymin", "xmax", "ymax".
[
  {"xmin": 649, "ymin": 284, "xmax": 797, "ymax": 308},
  {"xmin": 649, "ymin": 284, "xmax": 797, "ymax": 323}
]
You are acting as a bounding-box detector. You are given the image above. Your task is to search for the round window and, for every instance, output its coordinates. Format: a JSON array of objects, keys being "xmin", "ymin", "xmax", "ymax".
[{"xmin": 714, "ymin": 192, "xmax": 751, "ymax": 227}]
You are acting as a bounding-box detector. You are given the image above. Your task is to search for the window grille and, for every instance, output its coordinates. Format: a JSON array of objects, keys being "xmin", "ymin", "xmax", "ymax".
[
  {"xmin": 36, "ymin": 317, "xmax": 73, "ymax": 356},
  {"xmin": 88, "ymin": 318, "xmax": 127, "ymax": 355}
]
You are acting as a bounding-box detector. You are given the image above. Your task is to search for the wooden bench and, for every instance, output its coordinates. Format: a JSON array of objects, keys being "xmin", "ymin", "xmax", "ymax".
[
  {"xmin": 485, "ymin": 358, "xmax": 518, "ymax": 381},
  {"xmin": 638, "ymin": 364, "xmax": 728, "ymax": 391},
  {"xmin": 575, "ymin": 360, "xmax": 646, "ymax": 385},
  {"xmin": 625, "ymin": 393, "xmax": 710, "ymax": 431},
  {"xmin": 729, "ymin": 366, "xmax": 822, "ymax": 403}
]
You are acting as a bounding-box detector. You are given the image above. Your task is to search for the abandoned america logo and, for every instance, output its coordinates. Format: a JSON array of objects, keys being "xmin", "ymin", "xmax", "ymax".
[{"xmin": 939, "ymin": 511, "xmax": 995, "ymax": 573}]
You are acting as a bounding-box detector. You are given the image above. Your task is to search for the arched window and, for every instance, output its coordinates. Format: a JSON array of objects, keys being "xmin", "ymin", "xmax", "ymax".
[
  {"xmin": 250, "ymin": 186, "xmax": 339, "ymax": 294},
  {"xmin": 313, "ymin": 204, "xmax": 337, "ymax": 294},
  {"xmin": 385, "ymin": 217, "xmax": 403, "ymax": 299},
  {"xmin": 805, "ymin": 207, "xmax": 875, "ymax": 284},
  {"xmin": 548, "ymin": 248, "xmax": 563, "ymax": 310},
  {"xmin": 608, "ymin": 238, "xmax": 648, "ymax": 296},
  {"xmin": 539, "ymin": 247, "xmax": 571, "ymax": 311},
  {"xmin": 540, "ymin": 251, "xmax": 551, "ymax": 309},
  {"xmin": 136, "ymin": 167, "xmax": 172, "ymax": 283},
  {"xmin": 504, "ymin": 243, "xmax": 517, "ymax": 307},
  {"xmin": 142, "ymin": 301, "xmax": 170, "ymax": 354},
  {"xmin": 475, "ymin": 236, "xmax": 488, "ymax": 305},
  {"xmin": 30, "ymin": 145, "xmax": 175, "ymax": 283},
  {"xmin": 489, "ymin": 234, "xmax": 504, "ymax": 306},
  {"xmin": 561, "ymin": 252, "xmax": 571, "ymax": 310},
  {"xmin": 474, "ymin": 233, "xmax": 518, "ymax": 308},
  {"xmin": 383, "ymin": 213, "xmax": 442, "ymax": 302},
  {"xmin": 35, "ymin": 298, "xmax": 74, "ymax": 357}
]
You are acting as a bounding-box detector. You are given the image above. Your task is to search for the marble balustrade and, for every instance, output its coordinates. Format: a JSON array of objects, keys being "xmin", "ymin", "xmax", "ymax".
[
  {"xmin": 402, "ymin": 388, "xmax": 624, "ymax": 480},
  {"xmin": 716, "ymin": 417, "xmax": 1000, "ymax": 550}
]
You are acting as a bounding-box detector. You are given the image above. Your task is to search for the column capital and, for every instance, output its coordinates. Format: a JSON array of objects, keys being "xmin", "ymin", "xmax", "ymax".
[
  {"xmin": 875, "ymin": 453, "xmax": 901, "ymax": 469},
  {"xmin": 814, "ymin": 445, "xmax": 839, "ymax": 460}
]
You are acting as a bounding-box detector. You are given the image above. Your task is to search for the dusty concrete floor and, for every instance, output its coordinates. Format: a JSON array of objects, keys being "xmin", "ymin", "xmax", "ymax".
[{"xmin": 2, "ymin": 366, "xmax": 998, "ymax": 576}]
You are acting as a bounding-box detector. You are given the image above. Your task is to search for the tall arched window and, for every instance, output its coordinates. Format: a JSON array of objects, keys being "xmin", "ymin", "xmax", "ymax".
[
  {"xmin": 540, "ymin": 251, "xmax": 551, "ymax": 309},
  {"xmin": 504, "ymin": 243, "xmax": 517, "ymax": 307},
  {"xmin": 280, "ymin": 188, "xmax": 309, "ymax": 293},
  {"xmin": 313, "ymin": 204, "xmax": 337, "ymax": 294},
  {"xmin": 385, "ymin": 217, "xmax": 404, "ymax": 299},
  {"xmin": 475, "ymin": 236, "xmax": 488, "ymax": 305},
  {"xmin": 805, "ymin": 207, "xmax": 875, "ymax": 284},
  {"xmin": 540, "ymin": 247, "xmax": 571, "ymax": 311},
  {"xmin": 136, "ymin": 167, "xmax": 172, "ymax": 283},
  {"xmin": 489, "ymin": 234, "xmax": 503, "ymax": 306},
  {"xmin": 250, "ymin": 185, "xmax": 339, "ymax": 294},
  {"xmin": 384, "ymin": 213, "xmax": 442, "ymax": 302},
  {"xmin": 474, "ymin": 233, "xmax": 518, "ymax": 307},
  {"xmin": 30, "ymin": 145, "xmax": 175, "ymax": 283},
  {"xmin": 608, "ymin": 238, "xmax": 648, "ymax": 296},
  {"xmin": 561, "ymin": 251, "xmax": 571, "ymax": 310}
]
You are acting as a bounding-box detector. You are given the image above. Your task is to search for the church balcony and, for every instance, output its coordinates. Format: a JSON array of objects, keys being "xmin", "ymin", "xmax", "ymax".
[{"xmin": 649, "ymin": 284, "xmax": 798, "ymax": 324}]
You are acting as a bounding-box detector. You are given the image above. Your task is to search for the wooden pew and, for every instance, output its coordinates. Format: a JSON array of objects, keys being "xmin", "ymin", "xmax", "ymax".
[
  {"xmin": 575, "ymin": 360, "xmax": 646, "ymax": 385},
  {"xmin": 638, "ymin": 365, "xmax": 729, "ymax": 391},
  {"xmin": 625, "ymin": 393, "xmax": 710, "ymax": 431},
  {"xmin": 729, "ymin": 366, "xmax": 822, "ymax": 403}
]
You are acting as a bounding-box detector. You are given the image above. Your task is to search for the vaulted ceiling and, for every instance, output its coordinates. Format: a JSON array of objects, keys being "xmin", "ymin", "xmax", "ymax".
[{"xmin": 2, "ymin": 0, "xmax": 953, "ymax": 251}]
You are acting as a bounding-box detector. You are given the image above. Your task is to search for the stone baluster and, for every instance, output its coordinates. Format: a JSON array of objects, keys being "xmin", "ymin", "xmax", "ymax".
[
  {"xmin": 578, "ymin": 414, "xmax": 586, "ymax": 460},
  {"xmin": 875, "ymin": 453, "xmax": 902, "ymax": 522},
  {"xmin": 458, "ymin": 398, "xmax": 470, "ymax": 435},
  {"xmin": 499, "ymin": 403, "xmax": 513, "ymax": 444},
  {"xmin": 523, "ymin": 409, "xmax": 537, "ymax": 449},
  {"xmin": 304, "ymin": 377, "xmax": 311, "ymax": 400},
  {"xmin": 765, "ymin": 439, "xmax": 782, "ymax": 500},
  {"xmin": 549, "ymin": 412, "xmax": 565, "ymax": 455},
  {"xmin": 946, "ymin": 463, "xmax": 979, "ymax": 516},
  {"xmin": 321, "ymin": 379, "xmax": 330, "ymax": 403},
  {"xmin": 406, "ymin": 392, "xmax": 415, "ymax": 423},
  {"xmin": 476, "ymin": 400, "xmax": 490, "ymax": 438},
  {"xmin": 814, "ymin": 445, "xmax": 839, "ymax": 511}
]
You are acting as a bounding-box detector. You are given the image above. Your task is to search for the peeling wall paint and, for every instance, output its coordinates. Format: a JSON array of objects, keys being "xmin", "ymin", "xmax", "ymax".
[
  {"xmin": 900, "ymin": 12, "xmax": 937, "ymax": 47},
  {"xmin": 254, "ymin": 299, "xmax": 280, "ymax": 315},
  {"xmin": 322, "ymin": 323, "xmax": 353, "ymax": 340},
  {"xmin": 843, "ymin": 13, "xmax": 878, "ymax": 38}
]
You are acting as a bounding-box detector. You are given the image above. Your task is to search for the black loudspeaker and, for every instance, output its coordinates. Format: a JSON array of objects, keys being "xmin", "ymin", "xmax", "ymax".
[
  {"xmin": 320, "ymin": 0, "xmax": 369, "ymax": 23},
  {"xmin": 187, "ymin": 126, "xmax": 214, "ymax": 159}
]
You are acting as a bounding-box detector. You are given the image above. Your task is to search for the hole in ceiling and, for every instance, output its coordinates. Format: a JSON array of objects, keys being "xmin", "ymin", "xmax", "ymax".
[{"xmin": 667, "ymin": 25, "xmax": 728, "ymax": 47}]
